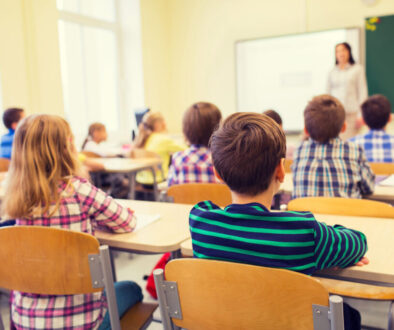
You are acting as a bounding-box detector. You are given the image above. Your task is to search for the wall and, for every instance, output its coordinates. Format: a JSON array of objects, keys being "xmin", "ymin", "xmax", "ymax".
[
  {"xmin": 140, "ymin": 0, "xmax": 394, "ymax": 132},
  {"xmin": 0, "ymin": 0, "xmax": 64, "ymax": 117}
]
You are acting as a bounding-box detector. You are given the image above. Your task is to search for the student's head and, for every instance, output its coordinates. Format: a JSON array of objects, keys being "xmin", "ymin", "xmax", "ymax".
[
  {"xmin": 304, "ymin": 95, "xmax": 346, "ymax": 143},
  {"xmin": 2, "ymin": 114, "xmax": 79, "ymax": 218},
  {"xmin": 3, "ymin": 107, "xmax": 25, "ymax": 130},
  {"xmin": 183, "ymin": 102, "xmax": 222, "ymax": 147},
  {"xmin": 134, "ymin": 112, "xmax": 165, "ymax": 148},
  {"xmin": 263, "ymin": 109, "xmax": 282, "ymax": 128},
  {"xmin": 335, "ymin": 42, "xmax": 355, "ymax": 65},
  {"xmin": 361, "ymin": 94, "xmax": 392, "ymax": 130},
  {"xmin": 81, "ymin": 122, "xmax": 107, "ymax": 150},
  {"xmin": 210, "ymin": 113, "xmax": 286, "ymax": 197}
]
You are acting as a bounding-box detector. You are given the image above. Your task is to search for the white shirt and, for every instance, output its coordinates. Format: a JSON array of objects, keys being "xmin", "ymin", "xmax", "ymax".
[
  {"xmin": 83, "ymin": 139, "xmax": 127, "ymax": 157},
  {"xmin": 327, "ymin": 63, "xmax": 368, "ymax": 114}
]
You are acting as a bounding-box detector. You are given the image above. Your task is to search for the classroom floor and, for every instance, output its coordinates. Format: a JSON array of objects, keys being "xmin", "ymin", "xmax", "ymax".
[{"xmin": 0, "ymin": 251, "xmax": 390, "ymax": 329}]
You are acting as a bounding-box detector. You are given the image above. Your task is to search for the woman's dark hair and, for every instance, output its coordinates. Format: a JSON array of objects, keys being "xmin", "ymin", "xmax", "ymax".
[{"xmin": 335, "ymin": 42, "xmax": 355, "ymax": 65}]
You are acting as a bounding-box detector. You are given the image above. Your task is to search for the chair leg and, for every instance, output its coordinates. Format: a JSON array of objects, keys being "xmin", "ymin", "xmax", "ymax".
[
  {"xmin": 388, "ymin": 300, "xmax": 394, "ymax": 330},
  {"xmin": 153, "ymin": 269, "xmax": 174, "ymax": 330}
]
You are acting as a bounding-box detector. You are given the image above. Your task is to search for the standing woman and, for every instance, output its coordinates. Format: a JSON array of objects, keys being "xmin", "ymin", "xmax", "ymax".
[{"xmin": 327, "ymin": 42, "xmax": 368, "ymax": 139}]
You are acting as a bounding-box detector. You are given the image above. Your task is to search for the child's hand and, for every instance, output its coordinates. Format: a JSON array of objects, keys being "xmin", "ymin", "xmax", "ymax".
[{"xmin": 355, "ymin": 256, "xmax": 369, "ymax": 267}]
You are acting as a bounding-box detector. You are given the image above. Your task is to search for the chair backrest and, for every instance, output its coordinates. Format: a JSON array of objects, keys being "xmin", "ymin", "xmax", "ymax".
[
  {"xmin": 284, "ymin": 158, "xmax": 293, "ymax": 173},
  {"xmin": 0, "ymin": 226, "xmax": 122, "ymax": 330},
  {"xmin": 0, "ymin": 158, "xmax": 10, "ymax": 172},
  {"xmin": 81, "ymin": 151, "xmax": 102, "ymax": 158},
  {"xmin": 369, "ymin": 162, "xmax": 394, "ymax": 175},
  {"xmin": 154, "ymin": 258, "xmax": 344, "ymax": 330},
  {"xmin": 288, "ymin": 197, "xmax": 394, "ymax": 218},
  {"xmin": 167, "ymin": 183, "xmax": 232, "ymax": 206}
]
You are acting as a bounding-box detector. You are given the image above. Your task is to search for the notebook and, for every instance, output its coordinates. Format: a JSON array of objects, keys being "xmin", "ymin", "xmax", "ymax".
[
  {"xmin": 134, "ymin": 213, "xmax": 161, "ymax": 231},
  {"xmin": 379, "ymin": 175, "xmax": 394, "ymax": 187}
]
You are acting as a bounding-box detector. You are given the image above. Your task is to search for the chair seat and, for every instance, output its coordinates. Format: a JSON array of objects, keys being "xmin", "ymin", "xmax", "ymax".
[
  {"xmin": 120, "ymin": 302, "xmax": 158, "ymax": 330},
  {"xmin": 315, "ymin": 277, "xmax": 394, "ymax": 300}
]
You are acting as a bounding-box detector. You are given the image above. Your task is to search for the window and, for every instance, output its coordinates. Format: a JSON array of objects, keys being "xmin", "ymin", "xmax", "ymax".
[{"xmin": 57, "ymin": 0, "xmax": 144, "ymax": 147}]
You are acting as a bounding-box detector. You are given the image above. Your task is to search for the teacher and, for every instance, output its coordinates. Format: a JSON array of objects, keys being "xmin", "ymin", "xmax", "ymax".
[{"xmin": 327, "ymin": 42, "xmax": 368, "ymax": 139}]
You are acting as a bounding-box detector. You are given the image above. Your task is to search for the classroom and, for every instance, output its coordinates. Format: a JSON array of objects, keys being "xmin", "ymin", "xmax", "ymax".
[{"xmin": 0, "ymin": 0, "xmax": 394, "ymax": 329}]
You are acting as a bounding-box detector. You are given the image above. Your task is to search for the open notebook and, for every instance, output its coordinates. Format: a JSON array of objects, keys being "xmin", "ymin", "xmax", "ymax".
[
  {"xmin": 379, "ymin": 175, "xmax": 394, "ymax": 187},
  {"xmin": 134, "ymin": 213, "xmax": 161, "ymax": 231}
]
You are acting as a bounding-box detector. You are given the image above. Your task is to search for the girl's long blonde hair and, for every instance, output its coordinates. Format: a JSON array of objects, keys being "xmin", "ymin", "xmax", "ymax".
[
  {"xmin": 2, "ymin": 114, "xmax": 80, "ymax": 218},
  {"xmin": 81, "ymin": 122, "xmax": 105, "ymax": 150},
  {"xmin": 134, "ymin": 112, "xmax": 164, "ymax": 148}
]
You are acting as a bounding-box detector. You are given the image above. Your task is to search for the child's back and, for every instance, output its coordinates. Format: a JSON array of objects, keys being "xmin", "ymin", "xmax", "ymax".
[
  {"xmin": 2, "ymin": 115, "xmax": 141, "ymax": 329},
  {"xmin": 190, "ymin": 112, "xmax": 367, "ymax": 274},
  {"xmin": 350, "ymin": 94, "xmax": 394, "ymax": 163},
  {"xmin": 0, "ymin": 107, "xmax": 24, "ymax": 159},
  {"xmin": 292, "ymin": 95, "xmax": 374, "ymax": 199},
  {"xmin": 168, "ymin": 102, "xmax": 222, "ymax": 186}
]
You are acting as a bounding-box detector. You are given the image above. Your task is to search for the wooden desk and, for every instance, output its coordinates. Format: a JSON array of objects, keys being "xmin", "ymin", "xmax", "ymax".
[
  {"xmin": 96, "ymin": 200, "xmax": 192, "ymax": 257},
  {"xmin": 280, "ymin": 174, "xmax": 394, "ymax": 204},
  {"xmin": 93, "ymin": 158, "xmax": 163, "ymax": 199},
  {"xmin": 180, "ymin": 213, "xmax": 394, "ymax": 286}
]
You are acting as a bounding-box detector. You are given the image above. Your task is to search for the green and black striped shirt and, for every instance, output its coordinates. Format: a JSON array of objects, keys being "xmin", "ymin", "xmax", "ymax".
[{"xmin": 189, "ymin": 201, "xmax": 367, "ymax": 275}]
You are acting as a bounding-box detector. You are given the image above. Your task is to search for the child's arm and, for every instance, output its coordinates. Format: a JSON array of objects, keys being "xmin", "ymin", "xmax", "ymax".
[
  {"xmin": 77, "ymin": 179, "xmax": 136, "ymax": 233},
  {"xmin": 357, "ymin": 146, "xmax": 375, "ymax": 195},
  {"xmin": 314, "ymin": 221, "xmax": 367, "ymax": 271}
]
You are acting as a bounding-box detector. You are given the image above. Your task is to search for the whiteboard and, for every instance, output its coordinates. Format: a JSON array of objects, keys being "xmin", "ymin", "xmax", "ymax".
[{"xmin": 236, "ymin": 28, "xmax": 360, "ymax": 132}]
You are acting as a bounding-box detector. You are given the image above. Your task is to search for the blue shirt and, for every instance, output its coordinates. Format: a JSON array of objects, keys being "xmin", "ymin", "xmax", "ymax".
[
  {"xmin": 350, "ymin": 129, "xmax": 394, "ymax": 163},
  {"xmin": 0, "ymin": 129, "xmax": 15, "ymax": 159},
  {"xmin": 189, "ymin": 201, "xmax": 367, "ymax": 275}
]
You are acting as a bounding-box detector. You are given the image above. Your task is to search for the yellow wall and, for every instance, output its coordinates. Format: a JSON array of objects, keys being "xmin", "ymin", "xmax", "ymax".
[
  {"xmin": 140, "ymin": 0, "xmax": 394, "ymax": 132},
  {"xmin": 0, "ymin": 0, "xmax": 63, "ymax": 116}
]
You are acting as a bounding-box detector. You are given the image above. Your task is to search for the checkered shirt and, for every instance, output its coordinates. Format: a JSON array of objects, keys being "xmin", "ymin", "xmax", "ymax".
[
  {"xmin": 291, "ymin": 138, "xmax": 375, "ymax": 199},
  {"xmin": 11, "ymin": 176, "xmax": 136, "ymax": 330},
  {"xmin": 349, "ymin": 129, "xmax": 394, "ymax": 163},
  {"xmin": 167, "ymin": 145, "xmax": 219, "ymax": 186}
]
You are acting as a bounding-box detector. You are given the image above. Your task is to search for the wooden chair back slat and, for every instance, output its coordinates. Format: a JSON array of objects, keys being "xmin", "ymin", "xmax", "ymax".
[
  {"xmin": 167, "ymin": 183, "xmax": 232, "ymax": 206},
  {"xmin": 0, "ymin": 158, "xmax": 10, "ymax": 172},
  {"xmin": 165, "ymin": 259, "xmax": 329, "ymax": 330},
  {"xmin": 80, "ymin": 151, "xmax": 102, "ymax": 158},
  {"xmin": 288, "ymin": 197, "xmax": 394, "ymax": 218},
  {"xmin": 369, "ymin": 162, "xmax": 394, "ymax": 175},
  {"xmin": 0, "ymin": 226, "xmax": 101, "ymax": 294}
]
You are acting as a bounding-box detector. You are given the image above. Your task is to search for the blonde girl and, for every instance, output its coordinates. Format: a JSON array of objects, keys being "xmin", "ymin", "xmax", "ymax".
[
  {"xmin": 133, "ymin": 112, "xmax": 185, "ymax": 185},
  {"xmin": 2, "ymin": 115, "xmax": 142, "ymax": 330}
]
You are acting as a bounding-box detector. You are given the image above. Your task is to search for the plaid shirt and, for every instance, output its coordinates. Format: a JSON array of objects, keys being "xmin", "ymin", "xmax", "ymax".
[
  {"xmin": 291, "ymin": 138, "xmax": 375, "ymax": 199},
  {"xmin": 167, "ymin": 145, "xmax": 219, "ymax": 186},
  {"xmin": 11, "ymin": 176, "xmax": 136, "ymax": 330},
  {"xmin": 349, "ymin": 129, "xmax": 394, "ymax": 163}
]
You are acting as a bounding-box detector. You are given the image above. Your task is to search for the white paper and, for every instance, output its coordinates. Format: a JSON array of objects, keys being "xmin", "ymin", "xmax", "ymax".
[
  {"xmin": 379, "ymin": 175, "xmax": 394, "ymax": 187},
  {"xmin": 134, "ymin": 213, "xmax": 160, "ymax": 231}
]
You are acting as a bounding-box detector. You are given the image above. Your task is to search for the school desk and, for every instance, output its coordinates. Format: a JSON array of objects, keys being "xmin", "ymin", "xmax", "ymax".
[
  {"xmin": 280, "ymin": 174, "xmax": 394, "ymax": 204},
  {"xmin": 93, "ymin": 157, "xmax": 163, "ymax": 200},
  {"xmin": 180, "ymin": 213, "xmax": 394, "ymax": 287}
]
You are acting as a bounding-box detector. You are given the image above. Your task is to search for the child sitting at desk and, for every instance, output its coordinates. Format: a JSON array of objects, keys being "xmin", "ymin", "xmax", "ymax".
[
  {"xmin": 167, "ymin": 102, "xmax": 222, "ymax": 186},
  {"xmin": 350, "ymin": 94, "xmax": 394, "ymax": 163},
  {"xmin": 134, "ymin": 112, "xmax": 185, "ymax": 185},
  {"xmin": 291, "ymin": 94, "xmax": 375, "ymax": 199},
  {"xmin": 82, "ymin": 122, "xmax": 128, "ymax": 157},
  {"xmin": 1, "ymin": 114, "xmax": 142, "ymax": 329},
  {"xmin": 189, "ymin": 112, "xmax": 368, "ymax": 329}
]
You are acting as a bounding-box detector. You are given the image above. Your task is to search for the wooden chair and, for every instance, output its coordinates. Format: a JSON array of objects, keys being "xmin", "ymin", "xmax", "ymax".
[
  {"xmin": 284, "ymin": 158, "xmax": 293, "ymax": 173},
  {"xmin": 154, "ymin": 258, "xmax": 344, "ymax": 330},
  {"xmin": 288, "ymin": 197, "xmax": 394, "ymax": 219},
  {"xmin": 0, "ymin": 158, "xmax": 10, "ymax": 172},
  {"xmin": 167, "ymin": 183, "xmax": 232, "ymax": 206},
  {"xmin": 81, "ymin": 150, "xmax": 102, "ymax": 158},
  {"xmin": 288, "ymin": 197, "xmax": 394, "ymax": 329},
  {"xmin": 369, "ymin": 162, "xmax": 394, "ymax": 175},
  {"xmin": 0, "ymin": 226, "xmax": 157, "ymax": 330}
]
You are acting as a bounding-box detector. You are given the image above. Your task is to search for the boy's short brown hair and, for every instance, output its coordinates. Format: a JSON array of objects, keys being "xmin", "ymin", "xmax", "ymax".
[
  {"xmin": 361, "ymin": 94, "xmax": 391, "ymax": 130},
  {"xmin": 304, "ymin": 95, "xmax": 345, "ymax": 143},
  {"xmin": 183, "ymin": 102, "xmax": 222, "ymax": 147},
  {"xmin": 263, "ymin": 109, "xmax": 282, "ymax": 126},
  {"xmin": 210, "ymin": 112, "xmax": 286, "ymax": 196},
  {"xmin": 3, "ymin": 108, "xmax": 24, "ymax": 129}
]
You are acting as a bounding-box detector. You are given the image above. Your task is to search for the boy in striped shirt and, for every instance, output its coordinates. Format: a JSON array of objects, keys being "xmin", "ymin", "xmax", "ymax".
[{"xmin": 189, "ymin": 113, "xmax": 367, "ymax": 328}]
